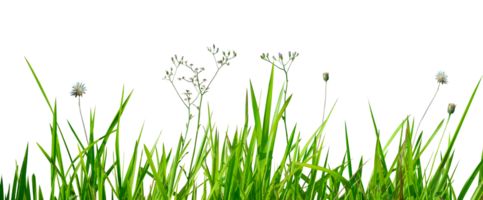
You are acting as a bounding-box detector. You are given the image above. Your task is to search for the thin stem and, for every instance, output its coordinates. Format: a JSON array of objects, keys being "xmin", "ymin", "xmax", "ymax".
[
  {"xmin": 426, "ymin": 114, "xmax": 451, "ymax": 184},
  {"xmin": 320, "ymin": 83, "xmax": 329, "ymax": 124},
  {"xmin": 413, "ymin": 84, "xmax": 441, "ymax": 148},
  {"xmin": 77, "ymin": 97, "xmax": 89, "ymax": 146},
  {"xmin": 189, "ymin": 93, "xmax": 203, "ymax": 175}
]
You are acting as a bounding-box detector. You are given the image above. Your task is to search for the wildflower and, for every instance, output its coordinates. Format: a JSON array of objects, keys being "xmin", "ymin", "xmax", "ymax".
[
  {"xmin": 433, "ymin": 69, "xmax": 452, "ymax": 86},
  {"xmin": 258, "ymin": 50, "xmax": 301, "ymax": 73},
  {"xmin": 448, "ymin": 103, "xmax": 456, "ymax": 115},
  {"xmin": 323, "ymin": 72, "xmax": 329, "ymax": 82},
  {"xmin": 66, "ymin": 80, "xmax": 90, "ymax": 145},
  {"xmin": 413, "ymin": 69, "xmax": 452, "ymax": 147},
  {"xmin": 161, "ymin": 43, "xmax": 239, "ymax": 120}
]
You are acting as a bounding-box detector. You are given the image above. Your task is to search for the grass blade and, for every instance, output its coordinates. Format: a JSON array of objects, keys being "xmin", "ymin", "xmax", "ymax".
[{"xmin": 142, "ymin": 143, "xmax": 170, "ymax": 199}]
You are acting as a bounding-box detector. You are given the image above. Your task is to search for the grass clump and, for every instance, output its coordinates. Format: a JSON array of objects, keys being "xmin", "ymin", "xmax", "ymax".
[{"xmin": 1, "ymin": 48, "xmax": 483, "ymax": 199}]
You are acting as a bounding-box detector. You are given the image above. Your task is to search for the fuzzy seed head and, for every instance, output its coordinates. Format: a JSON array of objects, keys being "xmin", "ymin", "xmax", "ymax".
[
  {"xmin": 71, "ymin": 82, "xmax": 87, "ymax": 98},
  {"xmin": 435, "ymin": 71, "xmax": 448, "ymax": 85},
  {"xmin": 448, "ymin": 103, "xmax": 456, "ymax": 114}
]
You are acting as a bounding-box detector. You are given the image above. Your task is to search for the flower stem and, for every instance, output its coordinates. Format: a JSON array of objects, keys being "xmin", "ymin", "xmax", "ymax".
[
  {"xmin": 77, "ymin": 96, "xmax": 89, "ymax": 146},
  {"xmin": 413, "ymin": 84, "xmax": 441, "ymax": 148}
]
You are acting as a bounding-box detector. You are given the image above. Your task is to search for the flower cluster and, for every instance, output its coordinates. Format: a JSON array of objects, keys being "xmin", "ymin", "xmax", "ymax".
[
  {"xmin": 161, "ymin": 43, "xmax": 239, "ymax": 105},
  {"xmin": 260, "ymin": 51, "xmax": 299, "ymax": 72}
]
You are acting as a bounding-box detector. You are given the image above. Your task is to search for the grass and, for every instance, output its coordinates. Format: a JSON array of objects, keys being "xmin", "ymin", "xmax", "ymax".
[{"xmin": 1, "ymin": 56, "xmax": 483, "ymax": 200}]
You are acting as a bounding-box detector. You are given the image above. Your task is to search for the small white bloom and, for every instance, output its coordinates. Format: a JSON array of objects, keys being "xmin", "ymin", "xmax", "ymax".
[{"xmin": 433, "ymin": 69, "xmax": 452, "ymax": 86}]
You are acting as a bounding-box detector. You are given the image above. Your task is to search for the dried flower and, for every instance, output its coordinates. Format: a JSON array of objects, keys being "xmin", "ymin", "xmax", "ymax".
[{"xmin": 448, "ymin": 103, "xmax": 456, "ymax": 114}]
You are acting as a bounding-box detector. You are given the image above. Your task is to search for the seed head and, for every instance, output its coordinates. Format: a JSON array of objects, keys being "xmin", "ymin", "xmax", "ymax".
[
  {"xmin": 444, "ymin": 102, "xmax": 459, "ymax": 116},
  {"xmin": 435, "ymin": 71, "xmax": 448, "ymax": 85},
  {"xmin": 71, "ymin": 82, "xmax": 87, "ymax": 98}
]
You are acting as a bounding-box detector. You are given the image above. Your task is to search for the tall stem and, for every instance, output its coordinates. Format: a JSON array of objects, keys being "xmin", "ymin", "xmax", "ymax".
[
  {"xmin": 318, "ymin": 81, "xmax": 328, "ymax": 150},
  {"xmin": 282, "ymin": 71, "xmax": 289, "ymax": 140},
  {"xmin": 413, "ymin": 84, "xmax": 441, "ymax": 148},
  {"xmin": 426, "ymin": 113, "xmax": 451, "ymax": 184},
  {"xmin": 77, "ymin": 97, "xmax": 89, "ymax": 146},
  {"xmin": 187, "ymin": 94, "xmax": 206, "ymax": 198}
]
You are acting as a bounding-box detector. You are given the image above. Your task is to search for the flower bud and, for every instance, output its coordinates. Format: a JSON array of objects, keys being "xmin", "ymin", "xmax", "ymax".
[
  {"xmin": 270, "ymin": 55, "xmax": 277, "ymax": 61},
  {"xmin": 180, "ymin": 75, "xmax": 186, "ymax": 81},
  {"xmin": 187, "ymin": 76, "xmax": 195, "ymax": 83},
  {"xmin": 444, "ymin": 102, "xmax": 459, "ymax": 116},
  {"xmin": 200, "ymin": 66, "xmax": 206, "ymax": 72},
  {"xmin": 323, "ymin": 72, "xmax": 329, "ymax": 82}
]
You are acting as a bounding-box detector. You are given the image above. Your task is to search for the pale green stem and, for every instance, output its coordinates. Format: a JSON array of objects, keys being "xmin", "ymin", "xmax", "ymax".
[
  {"xmin": 413, "ymin": 84, "xmax": 441, "ymax": 148},
  {"xmin": 426, "ymin": 115, "xmax": 452, "ymax": 181},
  {"xmin": 77, "ymin": 97, "xmax": 89, "ymax": 146},
  {"xmin": 320, "ymin": 83, "xmax": 329, "ymax": 124}
]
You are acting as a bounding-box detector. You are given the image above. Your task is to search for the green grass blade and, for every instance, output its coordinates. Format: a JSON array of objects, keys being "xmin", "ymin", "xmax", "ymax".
[
  {"xmin": 112, "ymin": 83, "xmax": 126, "ymax": 196},
  {"xmin": 150, "ymin": 127, "xmax": 164, "ymax": 159},
  {"xmin": 416, "ymin": 117, "xmax": 446, "ymax": 162},
  {"xmin": 189, "ymin": 99, "xmax": 211, "ymax": 183},
  {"xmin": 142, "ymin": 143, "xmax": 169, "ymax": 199},
  {"xmin": 342, "ymin": 119, "xmax": 356, "ymax": 198},
  {"xmin": 457, "ymin": 158, "xmax": 483, "ymax": 200},
  {"xmin": 22, "ymin": 55, "xmax": 54, "ymax": 115},
  {"xmin": 122, "ymin": 118, "xmax": 148, "ymax": 195},
  {"xmin": 49, "ymin": 95, "xmax": 59, "ymax": 194},
  {"xmin": 365, "ymin": 95, "xmax": 388, "ymax": 193},
  {"xmin": 76, "ymin": 143, "xmax": 91, "ymax": 200},
  {"xmin": 64, "ymin": 117, "xmax": 86, "ymax": 151},
  {"xmin": 261, "ymin": 65, "xmax": 275, "ymax": 145},
  {"xmin": 247, "ymin": 77, "xmax": 262, "ymax": 142},
  {"xmin": 1, "ymin": 177, "xmax": 4, "ymax": 200},
  {"xmin": 16, "ymin": 144, "xmax": 29, "ymax": 200}
]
